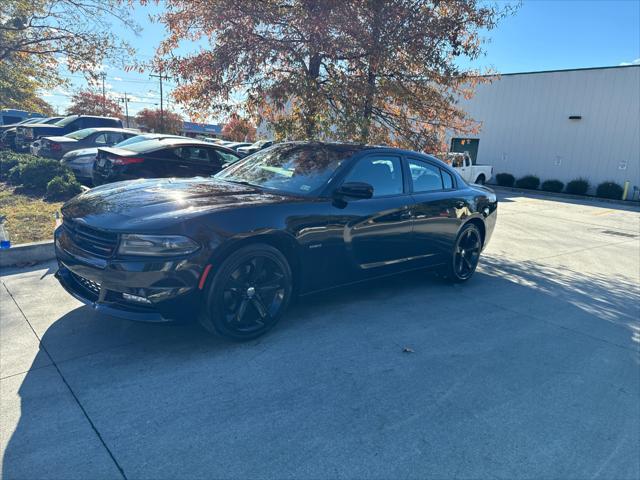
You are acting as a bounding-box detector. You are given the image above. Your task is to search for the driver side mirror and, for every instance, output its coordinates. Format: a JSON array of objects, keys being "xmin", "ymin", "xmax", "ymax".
[{"xmin": 333, "ymin": 182, "xmax": 374, "ymax": 200}]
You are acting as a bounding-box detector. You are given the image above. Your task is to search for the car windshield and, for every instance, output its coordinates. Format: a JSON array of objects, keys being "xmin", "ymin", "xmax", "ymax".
[
  {"xmin": 215, "ymin": 144, "xmax": 358, "ymax": 196},
  {"xmin": 55, "ymin": 115, "xmax": 79, "ymax": 127},
  {"xmin": 65, "ymin": 128, "xmax": 97, "ymax": 140}
]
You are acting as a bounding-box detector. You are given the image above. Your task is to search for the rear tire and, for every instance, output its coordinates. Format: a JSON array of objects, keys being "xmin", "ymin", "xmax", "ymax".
[
  {"xmin": 198, "ymin": 244, "xmax": 293, "ymax": 341},
  {"xmin": 440, "ymin": 223, "xmax": 483, "ymax": 283}
]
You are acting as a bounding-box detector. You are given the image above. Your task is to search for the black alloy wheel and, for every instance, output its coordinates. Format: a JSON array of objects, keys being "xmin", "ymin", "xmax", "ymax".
[
  {"xmin": 443, "ymin": 223, "xmax": 483, "ymax": 282},
  {"xmin": 199, "ymin": 244, "xmax": 292, "ymax": 340}
]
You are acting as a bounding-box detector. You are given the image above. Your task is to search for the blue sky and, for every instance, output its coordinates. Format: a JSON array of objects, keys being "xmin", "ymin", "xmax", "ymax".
[{"xmin": 43, "ymin": 0, "xmax": 640, "ymax": 121}]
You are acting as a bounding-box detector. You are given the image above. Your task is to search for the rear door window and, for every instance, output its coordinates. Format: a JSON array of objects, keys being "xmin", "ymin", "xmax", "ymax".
[
  {"xmin": 94, "ymin": 133, "xmax": 108, "ymax": 145},
  {"xmin": 174, "ymin": 146, "xmax": 212, "ymax": 164},
  {"xmin": 407, "ymin": 158, "xmax": 444, "ymax": 192},
  {"xmin": 213, "ymin": 148, "xmax": 240, "ymax": 165}
]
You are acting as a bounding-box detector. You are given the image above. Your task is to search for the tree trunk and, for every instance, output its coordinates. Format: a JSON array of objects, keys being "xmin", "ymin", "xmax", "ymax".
[{"xmin": 359, "ymin": 1, "xmax": 383, "ymax": 143}]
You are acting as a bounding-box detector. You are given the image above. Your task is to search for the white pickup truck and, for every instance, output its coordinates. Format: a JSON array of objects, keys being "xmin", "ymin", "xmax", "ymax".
[{"xmin": 439, "ymin": 152, "xmax": 493, "ymax": 185}]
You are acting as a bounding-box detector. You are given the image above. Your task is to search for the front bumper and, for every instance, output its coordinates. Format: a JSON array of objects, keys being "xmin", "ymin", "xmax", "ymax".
[{"xmin": 54, "ymin": 226, "xmax": 207, "ymax": 323}]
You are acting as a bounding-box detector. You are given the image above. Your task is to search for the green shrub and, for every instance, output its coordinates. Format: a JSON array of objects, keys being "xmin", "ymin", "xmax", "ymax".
[
  {"xmin": 565, "ymin": 178, "xmax": 589, "ymax": 195},
  {"xmin": 0, "ymin": 151, "xmax": 37, "ymax": 180},
  {"xmin": 9, "ymin": 157, "xmax": 70, "ymax": 191},
  {"xmin": 46, "ymin": 174, "xmax": 83, "ymax": 200},
  {"xmin": 514, "ymin": 175, "xmax": 540, "ymax": 190},
  {"xmin": 495, "ymin": 173, "xmax": 515, "ymax": 187},
  {"xmin": 540, "ymin": 179, "xmax": 564, "ymax": 193},
  {"xmin": 596, "ymin": 181, "xmax": 623, "ymax": 200}
]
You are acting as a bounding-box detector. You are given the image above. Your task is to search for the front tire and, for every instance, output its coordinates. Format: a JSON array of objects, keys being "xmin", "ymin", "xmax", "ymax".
[
  {"xmin": 199, "ymin": 244, "xmax": 293, "ymax": 341},
  {"xmin": 475, "ymin": 174, "xmax": 486, "ymax": 185},
  {"xmin": 441, "ymin": 223, "xmax": 483, "ymax": 283}
]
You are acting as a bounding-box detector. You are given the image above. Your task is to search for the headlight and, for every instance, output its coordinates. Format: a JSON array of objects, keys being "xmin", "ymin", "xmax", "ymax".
[{"xmin": 118, "ymin": 234, "xmax": 199, "ymax": 256}]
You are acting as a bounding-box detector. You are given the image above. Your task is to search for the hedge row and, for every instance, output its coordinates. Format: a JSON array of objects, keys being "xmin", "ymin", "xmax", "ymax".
[
  {"xmin": 494, "ymin": 173, "xmax": 625, "ymax": 199},
  {"xmin": 0, "ymin": 151, "xmax": 82, "ymax": 200}
]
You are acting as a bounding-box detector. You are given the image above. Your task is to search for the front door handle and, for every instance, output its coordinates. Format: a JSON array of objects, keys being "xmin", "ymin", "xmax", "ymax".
[{"xmin": 400, "ymin": 210, "xmax": 412, "ymax": 220}]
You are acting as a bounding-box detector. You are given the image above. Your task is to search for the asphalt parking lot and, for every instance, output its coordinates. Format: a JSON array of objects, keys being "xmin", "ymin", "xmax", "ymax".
[{"xmin": 1, "ymin": 190, "xmax": 639, "ymax": 480}]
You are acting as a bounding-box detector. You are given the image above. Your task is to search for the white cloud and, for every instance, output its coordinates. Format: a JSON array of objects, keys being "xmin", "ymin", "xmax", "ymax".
[
  {"xmin": 619, "ymin": 58, "xmax": 640, "ymax": 66},
  {"xmin": 113, "ymin": 76, "xmax": 123, "ymax": 81}
]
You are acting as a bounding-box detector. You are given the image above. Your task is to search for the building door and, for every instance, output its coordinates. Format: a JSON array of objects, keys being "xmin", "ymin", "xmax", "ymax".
[{"xmin": 451, "ymin": 138, "xmax": 480, "ymax": 164}]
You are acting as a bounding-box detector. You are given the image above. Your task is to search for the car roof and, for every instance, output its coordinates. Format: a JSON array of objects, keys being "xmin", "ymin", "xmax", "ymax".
[
  {"xmin": 108, "ymin": 137, "xmax": 239, "ymax": 154},
  {"xmin": 87, "ymin": 127, "xmax": 139, "ymax": 133}
]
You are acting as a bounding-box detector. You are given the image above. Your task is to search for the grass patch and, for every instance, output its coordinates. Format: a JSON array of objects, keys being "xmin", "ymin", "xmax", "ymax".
[{"xmin": 0, "ymin": 182, "xmax": 62, "ymax": 245}]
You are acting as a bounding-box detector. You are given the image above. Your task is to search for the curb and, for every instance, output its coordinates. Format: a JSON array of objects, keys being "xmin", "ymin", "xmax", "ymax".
[
  {"xmin": 489, "ymin": 185, "xmax": 640, "ymax": 207},
  {"xmin": 0, "ymin": 240, "xmax": 55, "ymax": 268}
]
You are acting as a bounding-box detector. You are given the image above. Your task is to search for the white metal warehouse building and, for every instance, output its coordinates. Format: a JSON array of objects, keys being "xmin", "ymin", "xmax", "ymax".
[{"xmin": 449, "ymin": 65, "xmax": 640, "ymax": 196}]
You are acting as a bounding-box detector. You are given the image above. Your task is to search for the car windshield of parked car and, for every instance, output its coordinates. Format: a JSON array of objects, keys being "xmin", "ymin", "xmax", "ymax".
[
  {"xmin": 65, "ymin": 128, "xmax": 97, "ymax": 140},
  {"xmin": 215, "ymin": 144, "xmax": 358, "ymax": 196}
]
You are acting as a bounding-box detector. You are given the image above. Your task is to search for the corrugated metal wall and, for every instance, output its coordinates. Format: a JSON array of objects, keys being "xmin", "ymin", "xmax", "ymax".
[{"xmin": 453, "ymin": 66, "xmax": 640, "ymax": 194}]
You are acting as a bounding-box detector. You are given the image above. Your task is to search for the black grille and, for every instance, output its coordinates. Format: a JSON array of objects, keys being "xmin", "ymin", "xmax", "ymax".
[
  {"xmin": 70, "ymin": 271, "xmax": 101, "ymax": 297},
  {"xmin": 63, "ymin": 218, "xmax": 118, "ymax": 258}
]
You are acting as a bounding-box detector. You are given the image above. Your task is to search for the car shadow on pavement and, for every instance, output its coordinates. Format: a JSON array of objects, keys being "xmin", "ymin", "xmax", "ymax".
[{"xmin": 3, "ymin": 257, "xmax": 639, "ymax": 479}]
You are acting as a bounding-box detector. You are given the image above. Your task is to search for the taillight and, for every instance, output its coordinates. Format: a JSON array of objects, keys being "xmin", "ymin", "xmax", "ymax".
[
  {"xmin": 110, "ymin": 156, "xmax": 144, "ymax": 166},
  {"xmin": 50, "ymin": 142, "xmax": 61, "ymax": 151}
]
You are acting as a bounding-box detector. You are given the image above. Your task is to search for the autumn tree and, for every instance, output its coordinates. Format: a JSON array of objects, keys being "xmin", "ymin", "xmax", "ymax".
[
  {"xmin": 221, "ymin": 114, "xmax": 256, "ymax": 142},
  {"xmin": 0, "ymin": 57, "xmax": 55, "ymax": 113},
  {"xmin": 151, "ymin": 0, "xmax": 344, "ymax": 139},
  {"xmin": 66, "ymin": 90, "xmax": 123, "ymax": 118},
  {"xmin": 135, "ymin": 108, "xmax": 183, "ymax": 135},
  {"xmin": 0, "ymin": 0, "xmax": 137, "ymax": 111},
  {"xmin": 151, "ymin": 0, "xmax": 515, "ymax": 150}
]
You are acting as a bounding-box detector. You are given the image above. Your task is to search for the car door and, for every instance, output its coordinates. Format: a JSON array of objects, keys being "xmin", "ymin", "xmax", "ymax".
[
  {"xmin": 406, "ymin": 157, "xmax": 467, "ymax": 265},
  {"xmin": 172, "ymin": 146, "xmax": 217, "ymax": 177},
  {"xmin": 321, "ymin": 154, "xmax": 414, "ymax": 284},
  {"xmin": 91, "ymin": 133, "xmax": 109, "ymax": 148}
]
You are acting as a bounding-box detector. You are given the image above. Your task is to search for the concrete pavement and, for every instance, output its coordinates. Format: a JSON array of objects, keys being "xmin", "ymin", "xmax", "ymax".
[{"xmin": 1, "ymin": 191, "xmax": 639, "ymax": 479}]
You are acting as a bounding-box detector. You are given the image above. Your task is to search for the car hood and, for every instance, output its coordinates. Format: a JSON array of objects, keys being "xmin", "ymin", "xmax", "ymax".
[{"xmin": 61, "ymin": 177, "xmax": 297, "ymax": 231}]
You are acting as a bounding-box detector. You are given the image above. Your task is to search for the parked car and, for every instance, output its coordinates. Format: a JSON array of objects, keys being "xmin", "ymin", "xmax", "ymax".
[
  {"xmin": 439, "ymin": 152, "xmax": 493, "ymax": 185},
  {"xmin": 61, "ymin": 133, "xmax": 187, "ymax": 183},
  {"xmin": 1, "ymin": 117, "xmax": 63, "ymax": 149},
  {"xmin": 237, "ymin": 139, "xmax": 274, "ymax": 155},
  {"xmin": 35, "ymin": 127, "xmax": 139, "ymax": 160},
  {"xmin": 0, "ymin": 109, "xmax": 45, "ymax": 126},
  {"xmin": 92, "ymin": 138, "xmax": 242, "ymax": 185},
  {"xmin": 15, "ymin": 115, "xmax": 123, "ymax": 151},
  {"xmin": 55, "ymin": 142, "xmax": 497, "ymax": 340}
]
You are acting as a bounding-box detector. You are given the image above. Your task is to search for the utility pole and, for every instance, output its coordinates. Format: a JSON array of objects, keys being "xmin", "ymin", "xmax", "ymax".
[
  {"xmin": 99, "ymin": 72, "xmax": 107, "ymax": 115},
  {"xmin": 150, "ymin": 70, "xmax": 169, "ymax": 132},
  {"xmin": 119, "ymin": 93, "xmax": 130, "ymax": 128}
]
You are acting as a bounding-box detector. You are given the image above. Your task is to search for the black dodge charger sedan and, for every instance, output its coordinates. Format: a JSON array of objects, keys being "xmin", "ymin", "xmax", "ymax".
[{"xmin": 55, "ymin": 142, "xmax": 497, "ymax": 340}]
